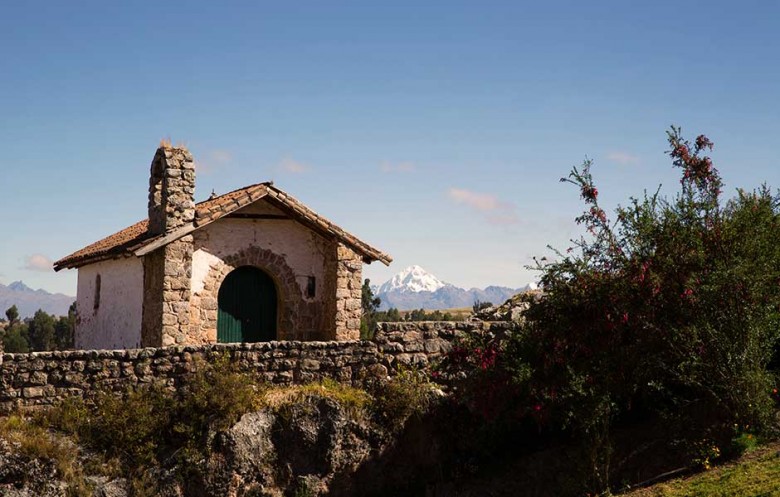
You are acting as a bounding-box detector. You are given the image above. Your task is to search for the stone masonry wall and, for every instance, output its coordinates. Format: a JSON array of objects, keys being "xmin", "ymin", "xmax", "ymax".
[
  {"xmin": 160, "ymin": 237, "xmax": 194, "ymax": 346},
  {"xmin": 142, "ymin": 146, "xmax": 196, "ymax": 347},
  {"xmin": 334, "ymin": 244, "xmax": 362, "ymax": 341},
  {"xmin": 148, "ymin": 146, "xmax": 196, "ymax": 235},
  {"xmin": 0, "ymin": 321, "xmax": 515, "ymax": 413}
]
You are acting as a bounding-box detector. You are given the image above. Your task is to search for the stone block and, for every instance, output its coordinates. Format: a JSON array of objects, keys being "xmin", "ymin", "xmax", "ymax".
[
  {"xmin": 301, "ymin": 359, "xmax": 321, "ymax": 370},
  {"xmin": 29, "ymin": 371, "xmax": 48, "ymax": 386},
  {"xmin": 22, "ymin": 387, "xmax": 45, "ymax": 398}
]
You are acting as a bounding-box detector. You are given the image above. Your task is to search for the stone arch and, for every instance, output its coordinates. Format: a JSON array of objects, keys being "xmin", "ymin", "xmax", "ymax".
[{"xmin": 190, "ymin": 246, "xmax": 312, "ymax": 342}]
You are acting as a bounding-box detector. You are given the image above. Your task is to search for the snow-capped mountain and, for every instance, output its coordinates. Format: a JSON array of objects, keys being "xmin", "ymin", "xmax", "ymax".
[
  {"xmin": 377, "ymin": 265, "xmax": 448, "ymax": 294},
  {"xmin": 375, "ymin": 266, "xmax": 534, "ymax": 310}
]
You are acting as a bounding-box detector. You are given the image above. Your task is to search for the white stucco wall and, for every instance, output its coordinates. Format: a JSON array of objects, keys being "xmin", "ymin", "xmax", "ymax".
[
  {"xmin": 192, "ymin": 199, "xmax": 328, "ymax": 301},
  {"xmin": 75, "ymin": 257, "xmax": 144, "ymax": 350}
]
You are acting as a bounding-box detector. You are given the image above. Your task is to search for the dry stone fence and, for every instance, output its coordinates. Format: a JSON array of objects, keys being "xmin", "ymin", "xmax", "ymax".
[{"xmin": 0, "ymin": 321, "xmax": 515, "ymax": 413}]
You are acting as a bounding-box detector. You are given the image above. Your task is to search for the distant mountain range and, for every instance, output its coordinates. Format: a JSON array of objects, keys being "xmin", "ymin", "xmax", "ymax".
[
  {"xmin": 375, "ymin": 265, "xmax": 535, "ymax": 311},
  {"xmin": 0, "ymin": 281, "xmax": 75, "ymax": 319}
]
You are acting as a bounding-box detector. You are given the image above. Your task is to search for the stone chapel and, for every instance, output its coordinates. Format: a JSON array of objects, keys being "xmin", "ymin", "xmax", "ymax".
[{"xmin": 54, "ymin": 145, "xmax": 391, "ymax": 349}]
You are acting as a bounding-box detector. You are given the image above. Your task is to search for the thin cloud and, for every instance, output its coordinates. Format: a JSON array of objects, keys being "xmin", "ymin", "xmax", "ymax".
[
  {"xmin": 380, "ymin": 161, "xmax": 415, "ymax": 173},
  {"xmin": 449, "ymin": 188, "xmax": 503, "ymax": 211},
  {"xmin": 485, "ymin": 212, "xmax": 521, "ymax": 225},
  {"xmin": 606, "ymin": 151, "xmax": 640, "ymax": 166},
  {"xmin": 278, "ymin": 157, "xmax": 310, "ymax": 174},
  {"xmin": 24, "ymin": 254, "xmax": 54, "ymax": 272},
  {"xmin": 195, "ymin": 149, "xmax": 233, "ymax": 174},
  {"xmin": 448, "ymin": 188, "xmax": 519, "ymax": 225}
]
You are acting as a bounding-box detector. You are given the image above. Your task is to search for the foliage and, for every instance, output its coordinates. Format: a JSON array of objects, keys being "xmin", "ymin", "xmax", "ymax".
[
  {"xmin": 260, "ymin": 378, "xmax": 372, "ymax": 420},
  {"xmin": 730, "ymin": 431, "xmax": 760, "ymax": 456},
  {"xmin": 439, "ymin": 128, "xmax": 780, "ymax": 494},
  {"xmin": 36, "ymin": 359, "xmax": 441, "ymax": 492},
  {"xmin": 406, "ymin": 308, "xmax": 458, "ymax": 321},
  {"xmin": 472, "ymin": 300, "xmax": 494, "ymax": 314},
  {"xmin": 5, "ymin": 305, "xmax": 19, "ymax": 326},
  {"xmin": 3, "ymin": 323, "xmax": 30, "ymax": 353},
  {"xmin": 437, "ymin": 327, "xmax": 530, "ymax": 422},
  {"xmin": 509, "ymin": 128, "xmax": 780, "ymax": 492},
  {"xmin": 0, "ymin": 414, "xmax": 91, "ymax": 496},
  {"xmin": 622, "ymin": 443, "xmax": 780, "ymax": 497},
  {"xmin": 1, "ymin": 305, "xmax": 76, "ymax": 352},
  {"xmin": 28, "ymin": 309, "xmax": 57, "ymax": 351},
  {"xmin": 54, "ymin": 302, "xmax": 77, "ymax": 350},
  {"xmin": 374, "ymin": 307, "xmax": 402, "ymax": 322},
  {"xmin": 43, "ymin": 356, "xmax": 262, "ymax": 484},
  {"xmin": 369, "ymin": 366, "xmax": 436, "ymax": 431},
  {"xmin": 360, "ymin": 278, "xmax": 382, "ymax": 339}
]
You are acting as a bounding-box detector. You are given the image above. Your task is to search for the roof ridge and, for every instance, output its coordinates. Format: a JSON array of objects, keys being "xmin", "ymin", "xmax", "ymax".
[
  {"xmin": 195, "ymin": 181, "xmax": 272, "ymax": 207},
  {"xmin": 55, "ymin": 181, "xmax": 391, "ymax": 271}
]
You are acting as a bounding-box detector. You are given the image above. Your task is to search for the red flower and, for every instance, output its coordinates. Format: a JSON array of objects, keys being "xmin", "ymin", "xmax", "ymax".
[
  {"xmin": 581, "ymin": 186, "xmax": 598, "ymax": 201},
  {"xmin": 695, "ymin": 134, "xmax": 713, "ymax": 151}
]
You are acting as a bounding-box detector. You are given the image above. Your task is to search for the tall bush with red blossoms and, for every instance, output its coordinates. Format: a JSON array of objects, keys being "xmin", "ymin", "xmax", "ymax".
[
  {"xmin": 514, "ymin": 127, "xmax": 780, "ymax": 490},
  {"xmin": 440, "ymin": 128, "xmax": 780, "ymax": 493}
]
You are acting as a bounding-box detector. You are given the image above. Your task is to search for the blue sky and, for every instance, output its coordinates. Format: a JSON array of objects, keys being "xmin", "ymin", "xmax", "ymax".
[{"xmin": 1, "ymin": 1, "xmax": 779, "ymax": 295}]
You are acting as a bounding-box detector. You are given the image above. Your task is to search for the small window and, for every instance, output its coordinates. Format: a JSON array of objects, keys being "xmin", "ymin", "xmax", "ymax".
[
  {"xmin": 93, "ymin": 274, "xmax": 101, "ymax": 314},
  {"xmin": 306, "ymin": 276, "xmax": 316, "ymax": 298}
]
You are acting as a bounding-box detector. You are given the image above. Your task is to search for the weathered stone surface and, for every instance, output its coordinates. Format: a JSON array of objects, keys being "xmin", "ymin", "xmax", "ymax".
[{"xmin": 0, "ymin": 321, "xmax": 518, "ymax": 412}]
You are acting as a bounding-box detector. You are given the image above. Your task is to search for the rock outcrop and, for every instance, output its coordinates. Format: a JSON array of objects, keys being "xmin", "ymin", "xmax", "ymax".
[{"xmin": 470, "ymin": 291, "xmax": 541, "ymax": 322}]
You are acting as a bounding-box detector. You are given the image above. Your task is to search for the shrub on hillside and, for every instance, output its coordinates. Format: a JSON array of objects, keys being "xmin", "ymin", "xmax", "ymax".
[
  {"xmin": 442, "ymin": 127, "xmax": 780, "ymax": 493},
  {"xmin": 43, "ymin": 355, "xmax": 262, "ymax": 485}
]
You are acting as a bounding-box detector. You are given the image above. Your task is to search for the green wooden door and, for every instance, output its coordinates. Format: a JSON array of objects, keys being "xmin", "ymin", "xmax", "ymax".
[{"xmin": 217, "ymin": 266, "xmax": 277, "ymax": 343}]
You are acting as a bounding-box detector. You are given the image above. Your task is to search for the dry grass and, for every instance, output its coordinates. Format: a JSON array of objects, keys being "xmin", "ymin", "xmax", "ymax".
[
  {"xmin": 0, "ymin": 414, "xmax": 92, "ymax": 496},
  {"xmin": 259, "ymin": 378, "xmax": 371, "ymax": 419},
  {"xmin": 398, "ymin": 307, "xmax": 473, "ymax": 320}
]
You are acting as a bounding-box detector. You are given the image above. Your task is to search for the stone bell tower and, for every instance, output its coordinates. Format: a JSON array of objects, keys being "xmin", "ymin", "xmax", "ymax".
[{"xmin": 141, "ymin": 145, "xmax": 196, "ymax": 347}]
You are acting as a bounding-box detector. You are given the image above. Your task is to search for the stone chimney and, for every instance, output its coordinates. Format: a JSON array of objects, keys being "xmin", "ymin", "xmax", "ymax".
[
  {"xmin": 142, "ymin": 144, "xmax": 196, "ymax": 348},
  {"xmin": 148, "ymin": 146, "xmax": 195, "ymax": 235}
]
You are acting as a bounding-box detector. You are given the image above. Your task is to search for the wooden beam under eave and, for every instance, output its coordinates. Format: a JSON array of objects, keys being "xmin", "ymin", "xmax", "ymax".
[{"xmin": 225, "ymin": 213, "xmax": 291, "ymax": 220}]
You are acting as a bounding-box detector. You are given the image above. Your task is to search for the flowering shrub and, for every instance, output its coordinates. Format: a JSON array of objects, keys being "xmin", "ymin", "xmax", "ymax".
[
  {"xmin": 518, "ymin": 127, "xmax": 780, "ymax": 490},
  {"xmin": 438, "ymin": 329, "xmax": 530, "ymax": 422},
  {"xmin": 442, "ymin": 127, "xmax": 780, "ymax": 493}
]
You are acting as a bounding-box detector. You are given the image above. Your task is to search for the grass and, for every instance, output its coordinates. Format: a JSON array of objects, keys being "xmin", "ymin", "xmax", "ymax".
[
  {"xmin": 401, "ymin": 307, "xmax": 473, "ymax": 320},
  {"xmin": 260, "ymin": 378, "xmax": 372, "ymax": 419},
  {"xmin": 3, "ymin": 360, "xmax": 437, "ymax": 495},
  {"xmin": 621, "ymin": 442, "xmax": 780, "ymax": 497},
  {"xmin": 0, "ymin": 414, "xmax": 92, "ymax": 496}
]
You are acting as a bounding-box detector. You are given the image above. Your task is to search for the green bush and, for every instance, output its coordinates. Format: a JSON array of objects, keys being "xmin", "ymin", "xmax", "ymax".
[
  {"xmin": 369, "ymin": 366, "xmax": 435, "ymax": 430},
  {"xmin": 513, "ymin": 128, "xmax": 780, "ymax": 491},
  {"xmin": 440, "ymin": 128, "xmax": 780, "ymax": 494},
  {"xmin": 43, "ymin": 355, "xmax": 262, "ymax": 484}
]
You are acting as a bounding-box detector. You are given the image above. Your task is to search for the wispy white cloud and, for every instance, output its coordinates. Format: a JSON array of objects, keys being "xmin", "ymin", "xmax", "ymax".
[
  {"xmin": 449, "ymin": 188, "xmax": 503, "ymax": 211},
  {"xmin": 195, "ymin": 149, "xmax": 233, "ymax": 174},
  {"xmin": 448, "ymin": 188, "xmax": 519, "ymax": 225},
  {"xmin": 23, "ymin": 254, "xmax": 53, "ymax": 272},
  {"xmin": 606, "ymin": 150, "xmax": 639, "ymax": 166},
  {"xmin": 278, "ymin": 157, "xmax": 310, "ymax": 174},
  {"xmin": 380, "ymin": 161, "xmax": 415, "ymax": 173}
]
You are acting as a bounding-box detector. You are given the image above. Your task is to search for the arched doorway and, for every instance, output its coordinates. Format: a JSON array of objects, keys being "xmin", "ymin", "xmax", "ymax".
[{"xmin": 217, "ymin": 266, "xmax": 278, "ymax": 343}]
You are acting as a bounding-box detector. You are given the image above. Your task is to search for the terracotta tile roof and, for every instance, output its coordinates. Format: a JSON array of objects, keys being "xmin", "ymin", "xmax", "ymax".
[{"xmin": 54, "ymin": 182, "xmax": 392, "ymax": 271}]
